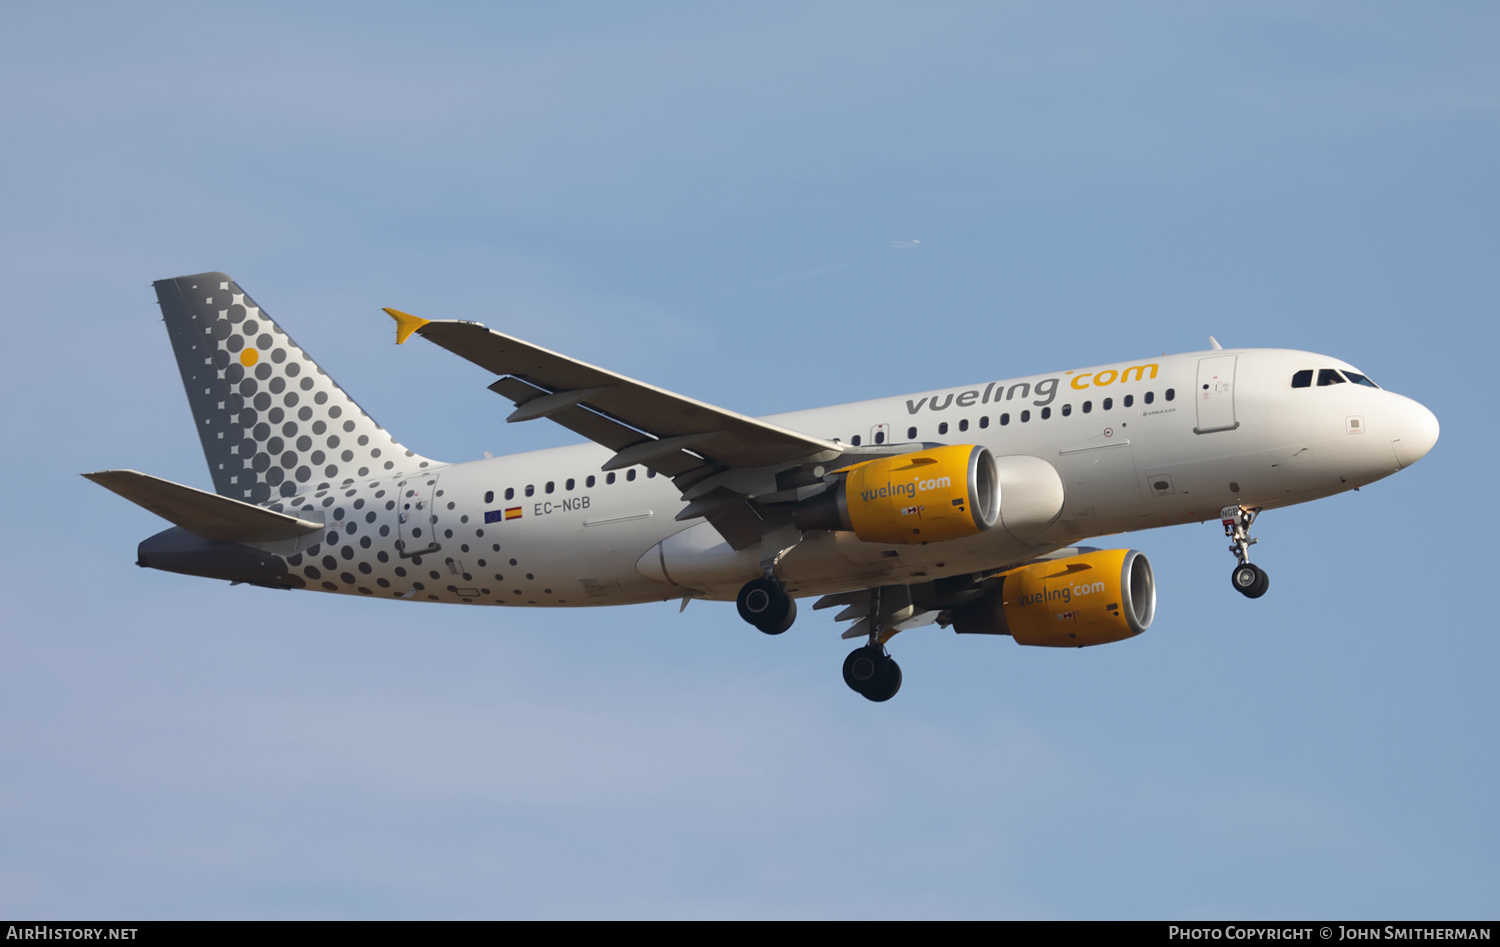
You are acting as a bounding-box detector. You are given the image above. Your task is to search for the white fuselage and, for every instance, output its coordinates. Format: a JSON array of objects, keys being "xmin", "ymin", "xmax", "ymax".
[{"xmin": 249, "ymin": 347, "xmax": 1437, "ymax": 608}]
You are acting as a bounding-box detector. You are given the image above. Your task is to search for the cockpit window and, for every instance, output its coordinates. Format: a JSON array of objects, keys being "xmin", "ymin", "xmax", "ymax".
[
  {"xmin": 1343, "ymin": 371, "xmax": 1379, "ymax": 388},
  {"xmin": 1291, "ymin": 370, "xmax": 1313, "ymax": 388},
  {"xmin": 1317, "ymin": 369, "xmax": 1346, "ymax": 387}
]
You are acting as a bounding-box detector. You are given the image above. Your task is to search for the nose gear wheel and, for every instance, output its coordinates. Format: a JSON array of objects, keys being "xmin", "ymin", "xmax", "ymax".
[{"xmin": 1231, "ymin": 562, "xmax": 1269, "ymax": 598}]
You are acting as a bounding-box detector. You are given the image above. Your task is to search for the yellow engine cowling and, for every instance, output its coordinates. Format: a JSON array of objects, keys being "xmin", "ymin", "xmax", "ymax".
[
  {"xmin": 792, "ymin": 444, "xmax": 1000, "ymax": 544},
  {"xmin": 950, "ymin": 549, "xmax": 1155, "ymax": 647}
]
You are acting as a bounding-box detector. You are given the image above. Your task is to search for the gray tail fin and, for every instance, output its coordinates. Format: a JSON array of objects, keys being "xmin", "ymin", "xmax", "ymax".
[{"xmin": 154, "ymin": 272, "xmax": 436, "ymax": 503}]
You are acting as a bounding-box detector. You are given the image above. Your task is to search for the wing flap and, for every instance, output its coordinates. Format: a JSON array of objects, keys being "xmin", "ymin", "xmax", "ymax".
[
  {"xmin": 84, "ymin": 470, "xmax": 323, "ymax": 543},
  {"xmin": 489, "ymin": 376, "xmax": 642, "ymax": 453},
  {"xmin": 488, "ymin": 377, "xmax": 709, "ymax": 479}
]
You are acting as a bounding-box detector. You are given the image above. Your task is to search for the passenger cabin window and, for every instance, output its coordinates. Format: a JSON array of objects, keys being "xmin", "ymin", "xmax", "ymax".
[
  {"xmin": 1000, "ymin": 413, "xmax": 1010, "ymax": 425},
  {"xmin": 1166, "ymin": 388, "xmax": 1175, "ymax": 401},
  {"xmin": 1061, "ymin": 404, "xmax": 1072, "ymax": 416},
  {"xmin": 907, "ymin": 426, "xmax": 917, "ymax": 439},
  {"xmin": 484, "ymin": 490, "xmax": 494, "ymax": 503},
  {"xmin": 851, "ymin": 435, "xmax": 862, "ymax": 446},
  {"xmin": 565, "ymin": 478, "xmax": 575, "ymax": 491},
  {"xmin": 524, "ymin": 484, "xmax": 534, "ymax": 497},
  {"xmin": 1040, "ymin": 407, "xmax": 1051, "ymax": 419},
  {"xmin": 647, "ymin": 470, "xmax": 656, "ymax": 478},
  {"xmin": 1292, "ymin": 370, "xmax": 1313, "ymax": 388},
  {"xmin": 1103, "ymin": 398, "xmax": 1113, "ymax": 410},
  {"xmin": 627, "ymin": 469, "xmax": 636, "ymax": 481},
  {"xmin": 979, "ymin": 416, "xmax": 989, "ymax": 429},
  {"xmin": 1083, "ymin": 401, "xmax": 1093, "ymax": 413},
  {"xmin": 586, "ymin": 475, "xmax": 596, "ymax": 487},
  {"xmin": 1318, "ymin": 369, "xmax": 1346, "ymax": 386},
  {"xmin": 1144, "ymin": 392, "xmax": 1154, "ymax": 405},
  {"xmin": 938, "ymin": 422, "xmax": 949, "ymax": 435},
  {"xmin": 505, "ymin": 487, "xmax": 515, "ymax": 500},
  {"xmin": 958, "ymin": 419, "xmax": 969, "ymax": 432},
  {"xmin": 1123, "ymin": 395, "xmax": 1134, "ymax": 408},
  {"xmin": 874, "ymin": 430, "xmax": 885, "ymax": 444},
  {"xmin": 606, "ymin": 472, "xmax": 616, "ymax": 485},
  {"xmin": 1020, "ymin": 410, "xmax": 1031, "ymax": 422},
  {"xmin": 545, "ymin": 481, "xmax": 555, "ymax": 494}
]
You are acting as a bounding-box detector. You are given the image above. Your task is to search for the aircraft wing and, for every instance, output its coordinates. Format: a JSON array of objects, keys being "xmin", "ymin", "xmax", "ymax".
[
  {"xmin": 389, "ymin": 310, "xmax": 849, "ymax": 548},
  {"xmin": 393, "ymin": 314, "xmax": 839, "ymax": 474}
]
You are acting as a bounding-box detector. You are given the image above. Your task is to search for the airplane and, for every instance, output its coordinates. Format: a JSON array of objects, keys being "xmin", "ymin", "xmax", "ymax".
[{"xmin": 86, "ymin": 272, "xmax": 1440, "ymax": 702}]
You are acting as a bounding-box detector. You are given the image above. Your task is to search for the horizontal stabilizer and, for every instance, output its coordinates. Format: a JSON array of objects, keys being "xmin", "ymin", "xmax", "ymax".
[{"xmin": 83, "ymin": 470, "xmax": 323, "ymax": 543}]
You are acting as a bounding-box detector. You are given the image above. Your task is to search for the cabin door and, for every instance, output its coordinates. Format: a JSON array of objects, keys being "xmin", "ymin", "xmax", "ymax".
[
  {"xmin": 1194, "ymin": 356, "xmax": 1239, "ymax": 434},
  {"xmin": 396, "ymin": 473, "xmax": 442, "ymax": 558}
]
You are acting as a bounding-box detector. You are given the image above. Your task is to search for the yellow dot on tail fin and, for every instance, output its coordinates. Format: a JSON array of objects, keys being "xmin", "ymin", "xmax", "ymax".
[
  {"xmin": 239, "ymin": 348, "xmax": 258, "ymax": 367},
  {"xmin": 384, "ymin": 308, "xmax": 429, "ymax": 345}
]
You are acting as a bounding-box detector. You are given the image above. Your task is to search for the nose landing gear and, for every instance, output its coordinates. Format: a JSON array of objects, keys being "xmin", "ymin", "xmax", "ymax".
[{"xmin": 1222, "ymin": 505, "xmax": 1270, "ymax": 598}]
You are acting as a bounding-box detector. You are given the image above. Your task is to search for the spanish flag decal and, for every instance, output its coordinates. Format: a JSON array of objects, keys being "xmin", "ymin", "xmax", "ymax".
[{"xmin": 504, "ymin": 507, "xmax": 523, "ymax": 521}]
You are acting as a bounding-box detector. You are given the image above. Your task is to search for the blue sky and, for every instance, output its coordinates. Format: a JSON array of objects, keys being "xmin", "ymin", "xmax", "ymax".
[{"xmin": 2, "ymin": 2, "xmax": 1495, "ymax": 919}]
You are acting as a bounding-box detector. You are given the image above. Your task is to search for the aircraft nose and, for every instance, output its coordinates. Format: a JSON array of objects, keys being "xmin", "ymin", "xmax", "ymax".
[{"xmin": 1392, "ymin": 397, "xmax": 1439, "ymax": 469}]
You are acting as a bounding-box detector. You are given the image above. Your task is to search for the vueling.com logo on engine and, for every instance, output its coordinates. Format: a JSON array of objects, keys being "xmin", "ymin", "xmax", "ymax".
[
  {"xmin": 859, "ymin": 475, "xmax": 953, "ymax": 503},
  {"xmin": 1018, "ymin": 581, "xmax": 1107, "ymax": 607}
]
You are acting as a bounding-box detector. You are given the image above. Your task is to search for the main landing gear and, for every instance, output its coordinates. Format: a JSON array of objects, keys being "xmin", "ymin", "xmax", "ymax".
[
  {"xmin": 842, "ymin": 645, "xmax": 902, "ymax": 703},
  {"xmin": 736, "ymin": 576, "xmax": 797, "ymax": 635},
  {"xmin": 839, "ymin": 585, "xmax": 905, "ymax": 702},
  {"xmin": 1222, "ymin": 504, "xmax": 1269, "ymax": 599},
  {"xmin": 734, "ymin": 573, "xmax": 903, "ymax": 702}
]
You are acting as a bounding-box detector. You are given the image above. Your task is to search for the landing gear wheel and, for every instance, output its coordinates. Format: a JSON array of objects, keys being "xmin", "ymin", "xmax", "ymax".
[
  {"xmin": 842, "ymin": 646, "xmax": 882, "ymax": 693},
  {"xmin": 1231, "ymin": 562, "xmax": 1269, "ymax": 599},
  {"xmin": 863, "ymin": 659, "xmax": 902, "ymax": 703},
  {"xmin": 737, "ymin": 577, "xmax": 794, "ymax": 634},
  {"xmin": 842, "ymin": 646, "xmax": 901, "ymax": 701},
  {"xmin": 759, "ymin": 597, "xmax": 796, "ymax": 635},
  {"xmin": 1222, "ymin": 505, "xmax": 1270, "ymax": 599}
]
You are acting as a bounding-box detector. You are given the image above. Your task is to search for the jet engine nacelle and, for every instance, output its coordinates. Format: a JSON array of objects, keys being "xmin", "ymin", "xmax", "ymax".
[
  {"xmin": 792, "ymin": 444, "xmax": 999, "ymax": 545},
  {"xmin": 950, "ymin": 548, "xmax": 1155, "ymax": 647}
]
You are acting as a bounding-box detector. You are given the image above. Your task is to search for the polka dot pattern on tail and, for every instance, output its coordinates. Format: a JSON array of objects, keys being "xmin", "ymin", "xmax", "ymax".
[{"xmin": 153, "ymin": 272, "xmax": 435, "ymax": 503}]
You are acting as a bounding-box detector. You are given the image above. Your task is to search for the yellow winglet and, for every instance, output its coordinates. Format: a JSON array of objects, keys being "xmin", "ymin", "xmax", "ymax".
[{"xmin": 384, "ymin": 307, "xmax": 430, "ymax": 345}]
